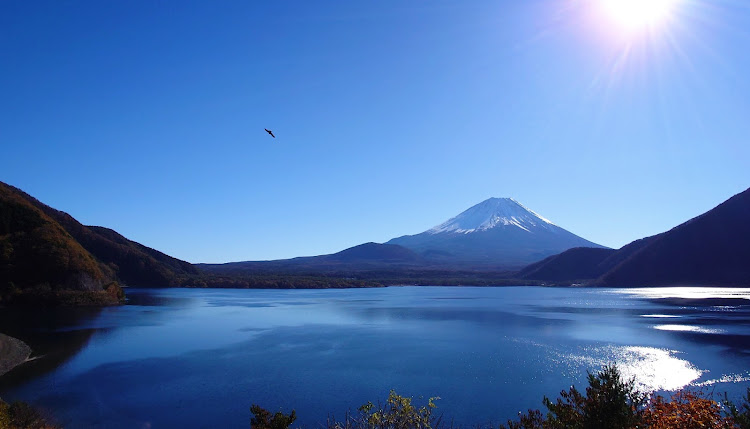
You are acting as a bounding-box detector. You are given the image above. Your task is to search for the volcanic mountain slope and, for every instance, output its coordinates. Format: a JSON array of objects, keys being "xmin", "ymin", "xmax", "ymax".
[
  {"xmin": 386, "ymin": 198, "xmax": 607, "ymax": 268},
  {"xmin": 521, "ymin": 187, "xmax": 750, "ymax": 286}
]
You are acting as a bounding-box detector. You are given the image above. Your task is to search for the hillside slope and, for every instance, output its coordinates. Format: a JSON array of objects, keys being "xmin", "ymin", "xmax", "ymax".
[
  {"xmin": 518, "ymin": 247, "xmax": 616, "ymax": 282},
  {"xmin": 520, "ymin": 187, "xmax": 750, "ymax": 287},
  {"xmin": 0, "ymin": 182, "xmax": 122, "ymax": 305},
  {"xmin": 599, "ymin": 187, "xmax": 750, "ymax": 286},
  {"xmin": 7, "ymin": 182, "xmax": 199, "ymax": 287}
]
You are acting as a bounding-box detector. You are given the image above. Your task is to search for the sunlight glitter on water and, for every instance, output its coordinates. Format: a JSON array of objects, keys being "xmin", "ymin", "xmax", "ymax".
[
  {"xmin": 694, "ymin": 372, "xmax": 750, "ymax": 387},
  {"xmin": 641, "ymin": 314, "xmax": 681, "ymax": 318},
  {"xmin": 612, "ymin": 346, "xmax": 704, "ymax": 392},
  {"xmin": 611, "ymin": 287, "xmax": 750, "ymax": 300},
  {"xmin": 653, "ymin": 324, "xmax": 724, "ymax": 334},
  {"xmin": 562, "ymin": 345, "xmax": 703, "ymax": 392}
]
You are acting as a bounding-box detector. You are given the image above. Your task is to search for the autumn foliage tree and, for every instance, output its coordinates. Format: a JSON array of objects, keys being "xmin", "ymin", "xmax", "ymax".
[
  {"xmin": 643, "ymin": 390, "xmax": 734, "ymax": 429},
  {"xmin": 502, "ymin": 365, "xmax": 750, "ymax": 429}
]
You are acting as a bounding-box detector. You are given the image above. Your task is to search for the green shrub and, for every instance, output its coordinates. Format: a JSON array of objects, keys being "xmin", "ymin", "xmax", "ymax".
[
  {"xmin": 502, "ymin": 408, "xmax": 545, "ymax": 429},
  {"xmin": 328, "ymin": 390, "xmax": 440, "ymax": 429},
  {"xmin": 250, "ymin": 404, "xmax": 297, "ymax": 429},
  {"xmin": 503, "ymin": 364, "xmax": 646, "ymax": 429},
  {"xmin": 725, "ymin": 388, "xmax": 750, "ymax": 429}
]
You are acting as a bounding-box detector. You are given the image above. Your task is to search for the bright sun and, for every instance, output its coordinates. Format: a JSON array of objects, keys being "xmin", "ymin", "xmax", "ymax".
[{"xmin": 600, "ymin": 0, "xmax": 682, "ymax": 33}]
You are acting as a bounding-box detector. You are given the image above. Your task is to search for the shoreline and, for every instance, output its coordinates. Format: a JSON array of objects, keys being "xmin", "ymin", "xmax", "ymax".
[{"xmin": 0, "ymin": 333, "xmax": 32, "ymax": 378}]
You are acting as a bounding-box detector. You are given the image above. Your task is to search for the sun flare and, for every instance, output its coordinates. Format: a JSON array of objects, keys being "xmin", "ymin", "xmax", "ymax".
[{"xmin": 600, "ymin": 0, "xmax": 682, "ymax": 33}]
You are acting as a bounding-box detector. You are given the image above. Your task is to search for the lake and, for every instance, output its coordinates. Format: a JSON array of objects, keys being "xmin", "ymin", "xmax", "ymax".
[{"xmin": 1, "ymin": 286, "xmax": 749, "ymax": 428}]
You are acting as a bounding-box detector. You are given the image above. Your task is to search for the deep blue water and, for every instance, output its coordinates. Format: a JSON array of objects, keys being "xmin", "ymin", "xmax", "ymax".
[{"xmin": 1, "ymin": 286, "xmax": 749, "ymax": 428}]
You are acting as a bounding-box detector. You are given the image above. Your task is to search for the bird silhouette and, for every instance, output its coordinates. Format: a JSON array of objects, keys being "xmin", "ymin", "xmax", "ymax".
[{"xmin": 264, "ymin": 128, "xmax": 275, "ymax": 138}]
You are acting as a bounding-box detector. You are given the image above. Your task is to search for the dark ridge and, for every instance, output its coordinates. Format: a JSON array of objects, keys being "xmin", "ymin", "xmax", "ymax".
[
  {"xmin": 518, "ymin": 247, "xmax": 616, "ymax": 282},
  {"xmin": 198, "ymin": 242, "xmax": 425, "ymax": 275},
  {"xmin": 595, "ymin": 235, "xmax": 659, "ymax": 275},
  {"xmin": 0, "ymin": 181, "xmax": 121, "ymax": 305},
  {"xmin": 323, "ymin": 242, "xmax": 423, "ymax": 263},
  {"xmin": 518, "ymin": 187, "xmax": 750, "ymax": 287},
  {"xmin": 598, "ymin": 187, "xmax": 750, "ymax": 287},
  {"xmin": 83, "ymin": 226, "xmax": 199, "ymax": 286},
  {"xmin": 7, "ymin": 183, "xmax": 199, "ymax": 287}
]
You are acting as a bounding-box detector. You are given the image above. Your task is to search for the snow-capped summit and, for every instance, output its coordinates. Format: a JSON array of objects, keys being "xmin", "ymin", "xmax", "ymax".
[
  {"xmin": 428, "ymin": 197, "xmax": 555, "ymax": 234},
  {"xmin": 386, "ymin": 197, "xmax": 607, "ymax": 268}
]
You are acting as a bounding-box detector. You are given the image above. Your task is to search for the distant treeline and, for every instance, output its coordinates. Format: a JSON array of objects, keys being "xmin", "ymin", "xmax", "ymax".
[
  {"xmin": 186, "ymin": 268, "xmax": 544, "ymax": 289},
  {"xmin": 179, "ymin": 269, "xmax": 542, "ymax": 289},
  {"xmin": 177, "ymin": 274, "xmax": 380, "ymax": 289}
]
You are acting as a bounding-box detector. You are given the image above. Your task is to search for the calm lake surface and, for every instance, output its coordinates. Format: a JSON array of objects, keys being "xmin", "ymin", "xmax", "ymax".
[{"xmin": 1, "ymin": 286, "xmax": 750, "ymax": 428}]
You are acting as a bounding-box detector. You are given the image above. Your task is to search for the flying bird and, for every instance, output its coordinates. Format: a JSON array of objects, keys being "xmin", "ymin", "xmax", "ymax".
[{"xmin": 264, "ymin": 128, "xmax": 275, "ymax": 138}]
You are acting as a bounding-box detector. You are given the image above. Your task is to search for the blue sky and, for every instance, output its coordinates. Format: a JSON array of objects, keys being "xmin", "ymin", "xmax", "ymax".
[{"xmin": 2, "ymin": 1, "xmax": 749, "ymax": 263}]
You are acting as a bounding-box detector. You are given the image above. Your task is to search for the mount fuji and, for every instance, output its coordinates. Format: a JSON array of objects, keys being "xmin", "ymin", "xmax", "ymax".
[{"xmin": 386, "ymin": 198, "xmax": 607, "ymax": 268}]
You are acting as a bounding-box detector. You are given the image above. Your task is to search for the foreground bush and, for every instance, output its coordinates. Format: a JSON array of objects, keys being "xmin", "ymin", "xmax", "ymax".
[
  {"xmin": 328, "ymin": 390, "xmax": 441, "ymax": 429},
  {"xmin": 725, "ymin": 389, "xmax": 750, "ymax": 429},
  {"xmin": 0, "ymin": 400, "xmax": 58, "ymax": 429},
  {"xmin": 502, "ymin": 365, "xmax": 750, "ymax": 429},
  {"xmin": 643, "ymin": 390, "xmax": 734, "ymax": 429},
  {"xmin": 503, "ymin": 364, "xmax": 645, "ymax": 429},
  {"xmin": 250, "ymin": 404, "xmax": 297, "ymax": 429},
  {"xmin": 250, "ymin": 376, "xmax": 750, "ymax": 429}
]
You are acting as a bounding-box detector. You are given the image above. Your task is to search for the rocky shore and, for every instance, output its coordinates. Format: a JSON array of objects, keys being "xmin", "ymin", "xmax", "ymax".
[{"xmin": 0, "ymin": 333, "xmax": 32, "ymax": 377}]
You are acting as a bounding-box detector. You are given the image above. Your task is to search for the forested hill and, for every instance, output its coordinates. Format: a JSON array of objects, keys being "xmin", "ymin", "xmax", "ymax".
[
  {"xmin": 0, "ymin": 181, "xmax": 201, "ymax": 293},
  {"xmin": 0, "ymin": 182, "xmax": 122, "ymax": 305},
  {"xmin": 27, "ymin": 201, "xmax": 200, "ymax": 287},
  {"xmin": 520, "ymin": 187, "xmax": 750, "ymax": 287},
  {"xmin": 597, "ymin": 186, "xmax": 750, "ymax": 286}
]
